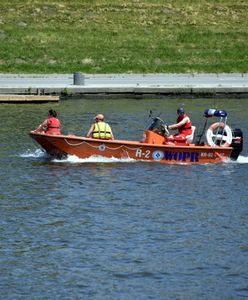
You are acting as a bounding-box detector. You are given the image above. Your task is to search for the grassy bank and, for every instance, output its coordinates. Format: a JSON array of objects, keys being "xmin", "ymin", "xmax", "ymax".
[{"xmin": 0, "ymin": 0, "xmax": 248, "ymax": 73}]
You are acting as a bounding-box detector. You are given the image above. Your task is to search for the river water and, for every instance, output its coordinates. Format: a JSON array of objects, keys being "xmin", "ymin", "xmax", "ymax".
[{"xmin": 1, "ymin": 98, "xmax": 248, "ymax": 300}]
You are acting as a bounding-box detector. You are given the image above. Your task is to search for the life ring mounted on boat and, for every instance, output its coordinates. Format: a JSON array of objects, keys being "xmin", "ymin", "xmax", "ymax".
[{"xmin": 206, "ymin": 122, "xmax": 233, "ymax": 147}]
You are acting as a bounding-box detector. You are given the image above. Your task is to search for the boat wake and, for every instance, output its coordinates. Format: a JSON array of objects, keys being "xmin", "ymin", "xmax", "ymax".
[
  {"xmin": 20, "ymin": 149, "xmax": 248, "ymax": 164},
  {"xmin": 54, "ymin": 155, "xmax": 137, "ymax": 164},
  {"xmin": 235, "ymin": 155, "xmax": 248, "ymax": 164},
  {"xmin": 20, "ymin": 149, "xmax": 46, "ymax": 158},
  {"xmin": 20, "ymin": 149, "xmax": 136, "ymax": 163}
]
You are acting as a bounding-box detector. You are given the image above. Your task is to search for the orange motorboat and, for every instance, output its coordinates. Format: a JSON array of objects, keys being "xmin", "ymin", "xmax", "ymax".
[{"xmin": 29, "ymin": 109, "xmax": 243, "ymax": 164}]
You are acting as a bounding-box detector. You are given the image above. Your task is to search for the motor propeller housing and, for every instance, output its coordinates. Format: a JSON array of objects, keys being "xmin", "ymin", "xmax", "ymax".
[{"xmin": 230, "ymin": 128, "xmax": 243, "ymax": 160}]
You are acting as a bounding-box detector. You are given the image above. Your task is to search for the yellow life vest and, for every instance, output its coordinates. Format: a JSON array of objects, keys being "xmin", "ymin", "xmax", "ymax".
[{"xmin": 92, "ymin": 121, "xmax": 112, "ymax": 139}]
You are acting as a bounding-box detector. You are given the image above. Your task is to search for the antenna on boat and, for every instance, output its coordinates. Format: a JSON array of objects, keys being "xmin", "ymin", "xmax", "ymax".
[{"xmin": 144, "ymin": 110, "xmax": 154, "ymax": 129}]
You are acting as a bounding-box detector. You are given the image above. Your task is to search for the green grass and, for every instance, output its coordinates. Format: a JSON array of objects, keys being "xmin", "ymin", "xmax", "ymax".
[{"xmin": 0, "ymin": 0, "xmax": 248, "ymax": 73}]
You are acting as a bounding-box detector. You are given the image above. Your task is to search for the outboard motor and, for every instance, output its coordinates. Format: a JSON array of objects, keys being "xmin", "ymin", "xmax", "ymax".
[{"xmin": 230, "ymin": 128, "xmax": 243, "ymax": 160}]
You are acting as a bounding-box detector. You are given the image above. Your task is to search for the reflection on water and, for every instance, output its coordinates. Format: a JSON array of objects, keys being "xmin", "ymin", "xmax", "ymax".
[{"xmin": 0, "ymin": 98, "xmax": 248, "ymax": 299}]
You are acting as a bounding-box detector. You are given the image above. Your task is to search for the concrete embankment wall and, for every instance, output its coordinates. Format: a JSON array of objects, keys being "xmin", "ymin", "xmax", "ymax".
[{"xmin": 0, "ymin": 73, "xmax": 248, "ymax": 102}]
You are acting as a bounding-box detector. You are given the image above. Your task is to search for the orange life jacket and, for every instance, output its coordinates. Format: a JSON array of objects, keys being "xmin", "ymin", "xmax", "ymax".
[{"xmin": 46, "ymin": 117, "xmax": 61, "ymax": 135}]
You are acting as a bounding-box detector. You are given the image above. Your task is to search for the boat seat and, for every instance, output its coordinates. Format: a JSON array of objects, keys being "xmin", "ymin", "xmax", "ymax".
[{"xmin": 186, "ymin": 126, "xmax": 196, "ymax": 144}]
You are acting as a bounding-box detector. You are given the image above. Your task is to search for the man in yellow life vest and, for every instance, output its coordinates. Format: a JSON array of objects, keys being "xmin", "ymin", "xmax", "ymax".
[{"xmin": 87, "ymin": 114, "xmax": 114, "ymax": 140}]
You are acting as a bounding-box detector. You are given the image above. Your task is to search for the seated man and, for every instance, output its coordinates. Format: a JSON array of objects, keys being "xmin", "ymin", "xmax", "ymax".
[
  {"xmin": 87, "ymin": 114, "xmax": 114, "ymax": 140},
  {"xmin": 33, "ymin": 109, "xmax": 61, "ymax": 135},
  {"xmin": 167, "ymin": 107, "xmax": 193, "ymax": 142}
]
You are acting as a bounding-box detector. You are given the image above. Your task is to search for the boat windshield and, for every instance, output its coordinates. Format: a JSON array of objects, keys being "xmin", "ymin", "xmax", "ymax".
[
  {"xmin": 146, "ymin": 117, "xmax": 166, "ymax": 135},
  {"xmin": 147, "ymin": 117, "xmax": 164, "ymax": 130}
]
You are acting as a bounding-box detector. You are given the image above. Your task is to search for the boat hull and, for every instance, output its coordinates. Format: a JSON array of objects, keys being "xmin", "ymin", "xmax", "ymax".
[{"xmin": 29, "ymin": 132, "xmax": 233, "ymax": 164}]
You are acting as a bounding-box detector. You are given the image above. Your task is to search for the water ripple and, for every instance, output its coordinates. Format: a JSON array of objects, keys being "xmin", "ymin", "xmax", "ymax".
[{"xmin": 1, "ymin": 99, "xmax": 248, "ymax": 300}]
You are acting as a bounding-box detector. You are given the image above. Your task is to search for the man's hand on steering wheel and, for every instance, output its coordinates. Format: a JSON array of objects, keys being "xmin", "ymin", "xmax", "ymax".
[{"xmin": 162, "ymin": 124, "xmax": 170, "ymax": 136}]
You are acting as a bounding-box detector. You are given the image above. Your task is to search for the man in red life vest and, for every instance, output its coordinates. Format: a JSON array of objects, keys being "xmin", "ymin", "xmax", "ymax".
[
  {"xmin": 34, "ymin": 109, "xmax": 61, "ymax": 135},
  {"xmin": 167, "ymin": 107, "xmax": 192, "ymax": 141}
]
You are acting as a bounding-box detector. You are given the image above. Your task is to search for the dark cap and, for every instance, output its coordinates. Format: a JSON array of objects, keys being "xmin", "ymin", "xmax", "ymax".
[{"xmin": 177, "ymin": 107, "xmax": 185, "ymax": 114}]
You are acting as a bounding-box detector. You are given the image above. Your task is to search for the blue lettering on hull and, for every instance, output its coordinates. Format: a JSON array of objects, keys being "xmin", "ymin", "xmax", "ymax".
[{"xmin": 164, "ymin": 151, "xmax": 199, "ymax": 162}]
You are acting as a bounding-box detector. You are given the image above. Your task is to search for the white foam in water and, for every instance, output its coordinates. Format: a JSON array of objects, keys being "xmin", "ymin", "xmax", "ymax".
[
  {"xmin": 236, "ymin": 155, "xmax": 248, "ymax": 164},
  {"xmin": 53, "ymin": 155, "xmax": 137, "ymax": 164},
  {"xmin": 20, "ymin": 149, "xmax": 136, "ymax": 163},
  {"xmin": 61, "ymin": 155, "xmax": 248, "ymax": 164},
  {"xmin": 20, "ymin": 149, "xmax": 46, "ymax": 158}
]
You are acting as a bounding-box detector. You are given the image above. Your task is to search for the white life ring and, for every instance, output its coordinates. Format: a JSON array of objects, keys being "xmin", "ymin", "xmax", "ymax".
[{"xmin": 206, "ymin": 122, "xmax": 233, "ymax": 147}]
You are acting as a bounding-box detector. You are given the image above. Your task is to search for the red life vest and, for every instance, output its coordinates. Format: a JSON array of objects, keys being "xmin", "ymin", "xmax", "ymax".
[
  {"xmin": 46, "ymin": 117, "xmax": 61, "ymax": 135},
  {"xmin": 176, "ymin": 113, "xmax": 192, "ymax": 136}
]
